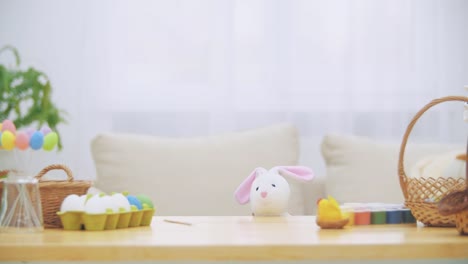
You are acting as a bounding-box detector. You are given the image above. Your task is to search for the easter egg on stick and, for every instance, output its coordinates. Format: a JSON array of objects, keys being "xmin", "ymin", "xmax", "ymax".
[
  {"xmin": 15, "ymin": 132, "xmax": 30, "ymax": 150},
  {"xmin": 40, "ymin": 125, "xmax": 52, "ymax": 135},
  {"xmin": 43, "ymin": 132, "xmax": 58, "ymax": 151},
  {"xmin": 25, "ymin": 127, "xmax": 35, "ymax": 137},
  {"xmin": 1, "ymin": 119, "xmax": 16, "ymax": 134},
  {"xmin": 29, "ymin": 131, "xmax": 44, "ymax": 150},
  {"xmin": 1, "ymin": 130, "xmax": 16, "ymax": 150}
]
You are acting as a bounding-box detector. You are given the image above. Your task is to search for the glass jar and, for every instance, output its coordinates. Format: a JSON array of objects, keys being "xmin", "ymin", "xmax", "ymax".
[{"xmin": 0, "ymin": 173, "xmax": 43, "ymax": 232}]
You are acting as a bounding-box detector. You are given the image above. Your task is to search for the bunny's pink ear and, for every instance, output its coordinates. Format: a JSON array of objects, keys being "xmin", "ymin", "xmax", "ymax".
[
  {"xmin": 277, "ymin": 166, "xmax": 314, "ymax": 181},
  {"xmin": 234, "ymin": 168, "xmax": 265, "ymax": 204}
]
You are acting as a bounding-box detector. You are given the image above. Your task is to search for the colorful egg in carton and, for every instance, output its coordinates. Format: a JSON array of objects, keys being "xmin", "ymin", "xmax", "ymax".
[{"xmin": 56, "ymin": 192, "xmax": 155, "ymax": 231}]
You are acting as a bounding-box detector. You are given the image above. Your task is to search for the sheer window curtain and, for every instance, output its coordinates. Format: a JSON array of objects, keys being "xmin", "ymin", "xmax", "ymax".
[{"xmin": 0, "ymin": 0, "xmax": 467, "ymax": 179}]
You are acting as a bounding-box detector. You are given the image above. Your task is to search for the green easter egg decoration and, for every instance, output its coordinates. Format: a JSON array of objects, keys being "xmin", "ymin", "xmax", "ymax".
[
  {"xmin": 43, "ymin": 132, "xmax": 58, "ymax": 151},
  {"xmin": 136, "ymin": 194, "xmax": 154, "ymax": 209}
]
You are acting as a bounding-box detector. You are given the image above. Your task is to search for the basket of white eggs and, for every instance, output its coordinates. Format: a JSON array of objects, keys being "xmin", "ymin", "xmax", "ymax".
[{"xmin": 57, "ymin": 192, "xmax": 155, "ymax": 231}]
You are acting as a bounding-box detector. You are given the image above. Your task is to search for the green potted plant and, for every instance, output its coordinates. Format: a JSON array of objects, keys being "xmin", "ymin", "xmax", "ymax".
[{"xmin": 0, "ymin": 45, "xmax": 67, "ymax": 149}]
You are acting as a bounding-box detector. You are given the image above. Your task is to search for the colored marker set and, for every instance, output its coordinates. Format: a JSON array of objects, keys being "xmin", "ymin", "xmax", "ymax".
[{"xmin": 340, "ymin": 203, "xmax": 416, "ymax": 226}]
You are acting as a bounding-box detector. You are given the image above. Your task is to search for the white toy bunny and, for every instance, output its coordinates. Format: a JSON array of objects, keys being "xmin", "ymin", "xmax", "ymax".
[{"xmin": 234, "ymin": 166, "xmax": 314, "ymax": 216}]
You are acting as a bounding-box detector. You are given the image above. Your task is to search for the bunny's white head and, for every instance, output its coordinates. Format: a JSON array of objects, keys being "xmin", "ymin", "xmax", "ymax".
[{"xmin": 234, "ymin": 166, "xmax": 314, "ymax": 216}]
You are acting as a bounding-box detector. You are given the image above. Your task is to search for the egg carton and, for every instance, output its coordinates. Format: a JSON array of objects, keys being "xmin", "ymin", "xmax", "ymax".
[{"xmin": 57, "ymin": 208, "xmax": 155, "ymax": 231}]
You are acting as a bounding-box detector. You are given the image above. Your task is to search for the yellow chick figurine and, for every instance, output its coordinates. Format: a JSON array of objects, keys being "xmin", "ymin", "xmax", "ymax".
[
  {"xmin": 316, "ymin": 195, "xmax": 349, "ymax": 229},
  {"xmin": 317, "ymin": 195, "xmax": 342, "ymax": 221}
]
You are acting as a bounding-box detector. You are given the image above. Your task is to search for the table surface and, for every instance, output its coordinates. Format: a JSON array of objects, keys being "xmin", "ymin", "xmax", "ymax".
[{"xmin": 0, "ymin": 216, "xmax": 467, "ymax": 261}]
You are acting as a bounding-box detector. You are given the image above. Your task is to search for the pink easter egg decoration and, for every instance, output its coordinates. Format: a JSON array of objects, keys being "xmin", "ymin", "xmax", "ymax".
[
  {"xmin": 1, "ymin": 119, "xmax": 16, "ymax": 133},
  {"xmin": 16, "ymin": 132, "xmax": 30, "ymax": 150}
]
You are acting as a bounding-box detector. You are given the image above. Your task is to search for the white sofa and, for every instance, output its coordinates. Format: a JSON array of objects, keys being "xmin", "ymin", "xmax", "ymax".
[{"xmin": 90, "ymin": 123, "xmax": 461, "ymax": 216}]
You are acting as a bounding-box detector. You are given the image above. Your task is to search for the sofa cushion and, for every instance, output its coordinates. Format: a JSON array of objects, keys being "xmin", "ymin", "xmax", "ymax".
[
  {"xmin": 91, "ymin": 124, "xmax": 303, "ymax": 216},
  {"xmin": 321, "ymin": 134, "xmax": 460, "ymax": 204}
]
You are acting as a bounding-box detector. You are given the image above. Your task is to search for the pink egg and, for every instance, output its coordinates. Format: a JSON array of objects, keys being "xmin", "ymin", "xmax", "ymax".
[
  {"xmin": 1, "ymin": 119, "xmax": 16, "ymax": 133},
  {"xmin": 15, "ymin": 132, "xmax": 30, "ymax": 150}
]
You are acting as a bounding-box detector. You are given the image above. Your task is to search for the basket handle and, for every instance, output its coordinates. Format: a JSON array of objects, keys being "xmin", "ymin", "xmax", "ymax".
[
  {"xmin": 398, "ymin": 96, "xmax": 468, "ymax": 199},
  {"xmin": 35, "ymin": 164, "xmax": 74, "ymax": 182}
]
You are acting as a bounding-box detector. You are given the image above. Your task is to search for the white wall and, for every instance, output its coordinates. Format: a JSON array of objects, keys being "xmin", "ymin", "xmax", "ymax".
[
  {"xmin": 0, "ymin": 0, "xmax": 109, "ymax": 179},
  {"xmin": 1, "ymin": 0, "xmax": 467, "ymax": 181}
]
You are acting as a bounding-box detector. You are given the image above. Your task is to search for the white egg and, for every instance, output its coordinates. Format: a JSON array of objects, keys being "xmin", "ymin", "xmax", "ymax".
[
  {"xmin": 60, "ymin": 194, "xmax": 85, "ymax": 212},
  {"xmin": 79, "ymin": 194, "xmax": 88, "ymax": 204},
  {"xmin": 85, "ymin": 195, "xmax": 107, "ymax": 214},
  {"xmin": 110, "ymin": 193, "xmax": 131, "ymax": 212},
  {"xmin": 100, "ymin": 195, "xmax": 119, "ymax": 213}
]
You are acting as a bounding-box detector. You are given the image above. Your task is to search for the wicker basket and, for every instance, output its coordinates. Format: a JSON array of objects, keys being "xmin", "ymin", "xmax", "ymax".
[
  {"xmin": 437, "ymin": 152, "xmax": 468, "ymax": 235},
  {"xmin": 398, "ymin": 96, "xmax": 468, "ymax": 227},
  {"xmin": 0, "ymin": 164, "xmax": 92, "ymax": 228},
  {"xmin": 455, "ymin": 211, "xmax": 468, "ymax": 235}
]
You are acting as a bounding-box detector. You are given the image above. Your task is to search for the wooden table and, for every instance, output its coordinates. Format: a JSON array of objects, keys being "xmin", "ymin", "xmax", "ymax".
[{"xmin": 0, "ymin": 216, "xmax": 467, "ymax": 261}]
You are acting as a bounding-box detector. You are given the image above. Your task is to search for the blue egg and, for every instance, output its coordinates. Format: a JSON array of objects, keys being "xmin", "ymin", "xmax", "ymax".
[
  {"xmin": 127, "ymin": 195, "xmax": 143, "ymax": 210},
  {"xmin": 29, "ymin": 131, "xmax": 44, "ymax": 150}
]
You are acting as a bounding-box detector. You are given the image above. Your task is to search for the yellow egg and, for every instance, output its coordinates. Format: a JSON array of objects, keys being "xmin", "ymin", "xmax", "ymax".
[{"xmin": 1, "ymin": 131, "xmax": 16, "ymax": 150}]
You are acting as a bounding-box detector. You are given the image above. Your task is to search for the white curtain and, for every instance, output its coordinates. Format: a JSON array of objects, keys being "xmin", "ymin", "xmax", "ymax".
[{"xmin": 0, "ymin": 0, "xmax": 467, "ymax": 179}]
